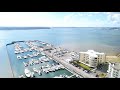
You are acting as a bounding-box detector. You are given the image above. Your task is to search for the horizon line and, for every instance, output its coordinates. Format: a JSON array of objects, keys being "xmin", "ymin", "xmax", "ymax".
[{"xmin": 0, "ymin": 26, "xmax": 120, "ymax": 28}]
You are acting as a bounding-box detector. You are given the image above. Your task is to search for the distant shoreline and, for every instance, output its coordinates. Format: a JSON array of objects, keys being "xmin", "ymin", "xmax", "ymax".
[
  {"xmin": 0, "ymin": 27, "xmax": 51, "ymax": 30},
  {"xmin": 0, "ymin": 27, "xmax": 120, "ymax": 30}
]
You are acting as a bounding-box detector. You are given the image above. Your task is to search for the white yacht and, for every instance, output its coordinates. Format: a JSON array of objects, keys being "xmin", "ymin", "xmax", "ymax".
[
  {"xmin": 38, "ymin": 70, "xmax": 42, "ymax": 76},
  {"xmin": 23, "ymin": 55, "xmax": 28, "ymax": 59},
  {"xmin": 61, "ymin": 66, "xmax": 65, "ymax": 69},
  {"xmin": 44, "ymin": 70, "xmax": 49, "ymax": 74},
  {"xmin": 44, "ymin": 58, "xmax": 49, "ymax": 62},
  {"xmin": 23, "ymin": 62, "xmax": 28, "ymax": 67},
  {"xmin": 17, "ymin": 55, "xmax": 22, "ymax": 60},
  {"xmin": 20, "ymin": 50, "xmax": 24, "ymax": 53},
  {"xmin": 48, "ymin": 57, "xmax": 52, "ymax": 60},
  {"xmin": 42, "ymin": 42, "xmax": 46, "ymax": 45},
  {"xmin": 15, "ymin": 51, "xmax": 19, "ymax": 54},
  {"xmin": 55, "ymin": 66, "xmax": 59, "ymax": 70},
  {"xmin": 41, "ymin": 52, "xmax": 46, "ymax": 56},
  {"xmin": 18, "ymin": 75, "xmax": 25, "ymax": 78},
  {"xmin": 24, "ymin": 48, "xmax": 28, "ymax": 52},
  {"xmin": 49, "ymin": 68, "xmax": 53, "ymax": 72},
  {"xmin": 29, "ymin": 48, "xmax": 33, "ymax": 52},
  {"xmin": 45, "ymin": 64, "xmax": 50, "ymax": 68},
  {"xmin": 24, "ymin": 68, "xmax": 34, "ymax": 78},
  {"xmin": 36, "ymin": 52, "xmax": 40, "ymax": 55},
  {"xmin": 27, "ymin": 54, "xmax": 30, "ymax": 57},
  {"xmin": 29, "ymin": 60, "xmax": 34, "ymax": 66},
  {"xmin": 33, "ymin": 68, "xmax": 39, "ymax": 73},
  {"xmin": 54, "ymin": 75, "xmax": 63, "ymax": 78},
  {"xmin": 34, "ymin": 60, "xmax": 39, "ymax": 64}
]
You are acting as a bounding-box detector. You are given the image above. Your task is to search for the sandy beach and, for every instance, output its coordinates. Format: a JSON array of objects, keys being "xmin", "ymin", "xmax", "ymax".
[{"xmin": 106, "ymin": 56, "xmax": 120, "ymax": 63}]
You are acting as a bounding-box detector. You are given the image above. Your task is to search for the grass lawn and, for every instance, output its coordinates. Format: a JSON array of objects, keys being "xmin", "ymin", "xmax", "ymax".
[
  {"xmin": 72, "ymin": 61, "xmax": 92, "ymax": 71},
  {"xmin": 98, "ymin": 73, "xmax": 107, "ymax": 78}
]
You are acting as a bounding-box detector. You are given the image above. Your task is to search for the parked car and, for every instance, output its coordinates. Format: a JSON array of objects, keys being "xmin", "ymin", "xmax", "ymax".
[{"xmin": 84, "ymin": 70, "xmax": 88, "ymax": 73}]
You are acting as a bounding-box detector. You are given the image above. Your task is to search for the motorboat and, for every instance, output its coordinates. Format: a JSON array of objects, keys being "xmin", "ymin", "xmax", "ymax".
[
  {"xmin": 44, "ymin": 58, "xmax": 49, "ymax": 62},
  {"xmin": 27, "ymin": 54, "xmax": 30, "ymax": 57},
  {"xmin": 36, "ymin": 52, "xmax": 40, "ymax": 56},
  {"xmin": 20, "ymin": 50, "xmax": 24, "ymax": 53},
  {"xmin": 44, "ymin": 70, "xmax": 49, "ymax": 74},
  {"xmin": 61, "ymin": 66, "xmax": 65, "ymax": 69},
  {"xmin": 38, "ymin": 70, "xmax": 42, "ymax": 76},
  {"xmin": 54, "ymin": 75, "xmax": 63, "ymax": 78},
  {"xmin": 40, "ymin": 56, "xmax": 46, "ymax": 60},
  {"xmin": 45, "ymin": 64, "xmax": 50, "ymax": 68},
  {"xmin": 42, "ymin": 42, "xmax": 46, "ymax": 45},
  {"xmin": 33, "ymin": 68, "xmax": 39, "ymax": 73},
  {"xmin": 48, "ymin": 57, "xmax": 52, "ymax": 60},
  {"xmin": 24, "ymin": 48, "xmax": 28, "ymax": 52},
  {"xmin": 55, "ymin": 66, "xmax": 59, "ymax": 70},
  {"xmin": 52, "ymin": 64, "xmax": 55, "ymax": 66},
  {"xmin": 23, "ymin": 62, "xmax": 28, "ymax": 67},
  {"xmin": 34, "ymin": 60, "xmax": 39, "ymax": 64},
  {"xmin": 23, "ymin": 55, "xmax": 28, "ymax": 59},
  {"xmin": 14, "ymin": 51, "xmax": 19, "ymax": 54},
  {"xmin": 17, "ymin": 55, "xmax": 22, "ymax": 60},
  {"xmin": 24, "ymin": 68, "xmax": 34, "ymax": 78},
  {"xmin": 29, "ymin": 60, "xmax": 34, "ymax": 66},
  {"xmin": 49, "ymin": 68, "xmax": 53, "ymax": 72},
  {"xmin": 18, "ymin": 75, "xmax": 25, "ymax": 78},
  {"xmin": 41, "ymin": 52, "xmax": 46, "ymax": 56},
  {"xmin": 29, "ymin": 48, "xmax": 33, "ymax": 52},
  {"xmin": 40, "ymin": 60, "xmax": 43, "ymax": 63}
]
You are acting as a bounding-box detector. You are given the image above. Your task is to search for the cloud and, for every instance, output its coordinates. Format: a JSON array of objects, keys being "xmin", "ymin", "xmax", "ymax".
[
  {"xmin": 106, "ymin": 12, "xmax": 120, "ymax": 24},
  {"xmin": 63, "ymin": 13, "xmax": 75, "ymax": 22},
  {"xmin": 63, "ymin": 12, "xmax": 106, "ymax": 27},
  {"xmin": 87, "ymin": 14, "xmax": 93, "ymax": 16},
  {"xmin": 88, "ymin": 12, "xmax": 101, "ymax": 14},
  {"xmin": 78, "ymin": 13, "xmax": 83, "ymax": 16}
]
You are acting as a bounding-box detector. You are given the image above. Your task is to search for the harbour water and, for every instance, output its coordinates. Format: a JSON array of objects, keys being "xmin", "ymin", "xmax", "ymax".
[{"xmin": 0, "ymin": 27, "xmax": 120, "ymax": 77}]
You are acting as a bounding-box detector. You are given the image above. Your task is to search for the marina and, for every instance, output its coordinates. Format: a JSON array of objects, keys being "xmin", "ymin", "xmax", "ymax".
[{"xmin": 6, "ymin": 40, "xmax": 77, "ymax": 78}]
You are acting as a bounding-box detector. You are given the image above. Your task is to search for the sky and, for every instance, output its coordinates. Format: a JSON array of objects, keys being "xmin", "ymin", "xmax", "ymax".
[{"xmin": 0, "ymin": 12, "xmax": 120, "ymax": 27}]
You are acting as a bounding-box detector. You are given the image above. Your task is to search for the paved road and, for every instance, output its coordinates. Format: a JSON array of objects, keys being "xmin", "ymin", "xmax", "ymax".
[{"xmin": 44, "ymin": 51, "xmax": 96, "ymax": 78}]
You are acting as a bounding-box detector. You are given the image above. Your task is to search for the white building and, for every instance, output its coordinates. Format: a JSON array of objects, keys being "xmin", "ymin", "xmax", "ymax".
[
  {"xmin": 79, "ymin": 50, "xmax": 106, "ymax": 67},
  {"xmin": 107, "ymin": 63, "xmax": 120, "ymax": 78}
]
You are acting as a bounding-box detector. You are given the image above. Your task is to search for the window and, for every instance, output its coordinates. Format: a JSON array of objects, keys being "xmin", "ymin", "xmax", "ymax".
[{"xmin": 86, "ymin": 61, "xmax": 89, "ymax": 64}]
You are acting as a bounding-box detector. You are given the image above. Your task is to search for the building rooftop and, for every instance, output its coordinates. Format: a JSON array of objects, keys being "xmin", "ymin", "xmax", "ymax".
[{"xmin": 80, "ymin": 50, "xmax": 105, "ymax": 56}]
